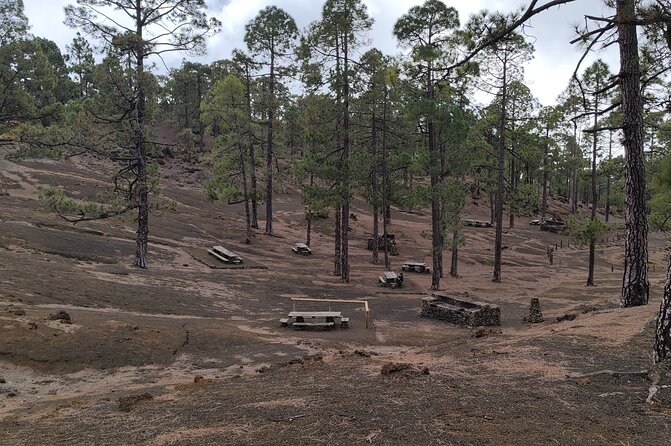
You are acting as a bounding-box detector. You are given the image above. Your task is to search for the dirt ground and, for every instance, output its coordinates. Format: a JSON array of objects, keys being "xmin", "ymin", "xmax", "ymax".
[{"xmin": 1, "ymin": 149, "xmax": 671, "ymax": 445}]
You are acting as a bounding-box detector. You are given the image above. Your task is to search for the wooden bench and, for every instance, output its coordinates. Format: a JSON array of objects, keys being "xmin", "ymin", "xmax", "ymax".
[
  {"xmin": 292, "ymin": 322, "xmax": 335, "ymax": 330},
  {"xmin": 340, "ymin": 317, "xmax": 349, "ymax": 328},
  {"xmin": 209, "ymin": 245, "xmax": 243, "ymax": 264},
  {"xmin": 280, "ymin": 318, "xmax": 289, "ymax": 327}
]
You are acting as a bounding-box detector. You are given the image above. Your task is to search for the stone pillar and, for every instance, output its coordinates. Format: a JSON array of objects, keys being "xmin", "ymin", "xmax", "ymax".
[{"xmin": 523, "ymin": 298, "xmax": 544, "ymax": 323}]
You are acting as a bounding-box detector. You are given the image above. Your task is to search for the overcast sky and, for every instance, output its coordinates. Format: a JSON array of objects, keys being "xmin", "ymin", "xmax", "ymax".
[{"xmin": 23, "ymin": 0, "xmax": 618, "ymax": 106}]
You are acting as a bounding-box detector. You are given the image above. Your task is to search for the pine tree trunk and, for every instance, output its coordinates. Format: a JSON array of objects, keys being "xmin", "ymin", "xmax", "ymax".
[
  {"xmin": 450, "ymin": 229, "xmax": 459, "ymax": 278},
  {"xmin": 197, "ymin": 72, "xmax": 205, "ymax": 152},
  {"xmin": 489, "ymin": 190, "xmax": 494, "ymax": 225},
  {"xmin": 587, "ymin": 98, "xmax": 599, "ymax": 286},
  {"xmin": 334, "ymin": 204, "xmax": 341, "ymax": 276},
  {"xmin": 571, "ymin": 123, "xmax": 579, "ymax": 214},
  {"xmin": 606, "ymin": 131, "xmax": 612, "ymax": 222},
  {"xmin": 509, "ymin": 152, "xmax": 515, "ymax": 229},
  {"xmin": 340, "ymin": 33, "xmax": 350, "ymax": 283},
  {"xmin": 306, "ymin": 174, "xmax": 313, "ymax": 247},
  {"xmin": 134, "ymin": 7, "xmax": 148, "ymax": 269},
  {"xmin": 243, "ymin": 67, "xmax": 259, "ymax": 229},
  {"xmin": 426, "ymin": 57, "xmax": 441, "ymax": 290},
  {"xmin": 371, "ymin": 111, "xmax": 379, "ymax": 264},
  {"xmin": 265, "ymin": 51, "xmax": 275, "ymax": 235},
  {"xmin": 240, "ymin": 149, "xmax": 252, "ymax": 243},
  {"xmin": 493, "ymin": 56, "xmax": 507, "ymax": 283},
  {"xmin": 248, "ymin": 141, "xmax": 258, "ymax": 229},
  {"xmin": 618, "ymin": 0, "xmax": 649, "ymax": 307},
  {"xmin": 381, "ymin": 90, "xmax": 390, "ymax": 271},
  {"xmin": 541, "ymin": 124, "xmax": 549, "ymax": 221}
]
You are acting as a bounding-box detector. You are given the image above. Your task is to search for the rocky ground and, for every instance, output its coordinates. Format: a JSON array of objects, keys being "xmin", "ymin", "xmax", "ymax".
[{"xmin": 1, "ymin": 148, "xmax": 670, "ymax": 445}]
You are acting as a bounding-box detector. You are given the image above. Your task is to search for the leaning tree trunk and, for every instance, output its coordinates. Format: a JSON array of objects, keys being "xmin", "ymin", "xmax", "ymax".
[
  {"xmin": 618, "ymin": 0, "xmax": 649, "ymax": 307},
  {"xmin": 134, "ymin": 14, "xmax": 149, "ymax": 269},
  {"xmin": 654, "ymin": 255, "xmax": 671, "ymax": 363}
]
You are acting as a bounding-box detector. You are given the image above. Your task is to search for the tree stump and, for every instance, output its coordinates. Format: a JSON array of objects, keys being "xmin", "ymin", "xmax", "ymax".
[{"xmin": 523, "ymin": 298, "xmax": 544, "ymax": 323}]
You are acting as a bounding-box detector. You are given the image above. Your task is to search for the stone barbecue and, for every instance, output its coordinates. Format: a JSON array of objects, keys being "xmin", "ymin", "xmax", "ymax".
[{"xmin": 421, "ymin": 293, "xmax": 501, "ymax": 327}]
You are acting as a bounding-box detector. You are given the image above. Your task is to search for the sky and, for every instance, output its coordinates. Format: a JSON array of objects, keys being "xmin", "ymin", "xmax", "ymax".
[{"xmin": 23, "ymin": 0, "xmax": 618, "ymax": 106}]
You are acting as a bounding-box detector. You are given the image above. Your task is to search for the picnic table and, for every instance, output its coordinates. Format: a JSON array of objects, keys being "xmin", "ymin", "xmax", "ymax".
[
  {"xmin": 463, "ymin": 219, "xmax": 492, "ymax": 228},
  {"xmin": 292, "ymin": 243, "xmax": 312, "ymax": 255},
  {"xmin": 379, "ymin": 271, "xmax": 404, "ymax": 288},
  {"xmin": 208, "ymin": 245, "xmax": 243, "ymax": 264},
  {"xmin": 401, "ymin": 261, "xmax": 431, "ymax": 274},
  {"xmin": 280, "ymin": 311, "xmax": 349, "ymax": 330}
]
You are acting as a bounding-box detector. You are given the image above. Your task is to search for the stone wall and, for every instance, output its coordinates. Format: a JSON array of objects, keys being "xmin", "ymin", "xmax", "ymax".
[{"xmin": 421, "ymin": 294, "xmax": 500, "ymax": 327}]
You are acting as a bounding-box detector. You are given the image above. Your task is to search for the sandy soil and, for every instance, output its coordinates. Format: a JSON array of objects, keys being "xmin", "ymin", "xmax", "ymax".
[{"xmin": 1, "ymin": 148, "xmax": 671, "ymax": 445}]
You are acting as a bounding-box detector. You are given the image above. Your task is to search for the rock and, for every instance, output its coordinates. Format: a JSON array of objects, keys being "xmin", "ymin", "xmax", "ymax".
[
  {"xmin": 28, "ymin": 322, "xmax": 38, "ymax": 330},
  {"xmin": 557, "ymin": 313, "xmax": 577, "ymax": 322},
  {"xmin": 7, "ymin": 307, "xmax": 25, "ymax": 316},
  {"xmin": 381, "ymin": 362, "xmax": 413, "ymax": 375},
  {"xmin": 472, "ymin": 327, "xmax": 503, "ymax": 338},
  {"xmin": 523, "ymin": 298, "xmax": 544, "ymax": 324},
  {"xmin": 193, "ymin": 375, "xmax": 204, "ymax": 383},
  {"xmin": 0, "ymin": 378, "xmax": 5, "ymax": 384},
  {"xmin": 49, "ymin": 311, "xmax": 72, "ymax": 324},
  {"xmin": 117, "ymin": 393, "xmax": 153, "ymax": 412},
  {"xmin": 353, "ymin": 349, "xmax": 371, "ymax": 358}
]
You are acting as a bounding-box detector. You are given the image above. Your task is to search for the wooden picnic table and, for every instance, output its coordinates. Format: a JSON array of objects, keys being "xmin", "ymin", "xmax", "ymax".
[
  {"xmin": 402, "ymin": 261, "xmax": 430, "ymax": 273},
  {"xmin": 289, "ymin": 311, "xmax": 342, "ymax": 319},
  {"xmin": 209, "ymin": 245, "xmax": 243, "ymax": 264},
  {"xmin": 283, "ymin": 311, "xmax": 348, "ymax": 329}
]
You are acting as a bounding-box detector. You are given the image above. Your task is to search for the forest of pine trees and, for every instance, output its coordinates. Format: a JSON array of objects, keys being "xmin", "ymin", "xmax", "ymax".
[{"xmin": 3, "ymin": 0, "xmax": 671, "ymax": 360}]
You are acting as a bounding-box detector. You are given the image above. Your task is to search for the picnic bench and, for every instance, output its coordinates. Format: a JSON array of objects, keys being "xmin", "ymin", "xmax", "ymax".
[
  {"xmin": 463, "ymin": 219, "xmax": 492, "ymax": 228},
  {"xmin": 292, "ymin": 243, "xmax": 312, "ymax": 255},
  {"xmin": 281, "ymin": 311, "xmax": 349, "ymax": 330},
  {"xmin": 379, "ymin": 271, "xmax": 403, "ymax": 288},
  {"xmin": 208, "ymin": 245, "xmax": 243, "ymax": 264},
  {"xmin": 401, "ymin": 261, "xmax": 431, "ymax": 274}
]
